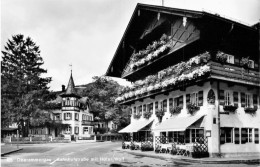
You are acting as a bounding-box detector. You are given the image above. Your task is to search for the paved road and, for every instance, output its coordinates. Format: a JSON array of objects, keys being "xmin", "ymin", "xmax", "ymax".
[{"xmin": 1, "ymin": 142, "xmax": 259, "ymax": 167}]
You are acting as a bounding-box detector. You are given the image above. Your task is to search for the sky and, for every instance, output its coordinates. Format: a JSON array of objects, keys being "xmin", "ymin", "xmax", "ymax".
[{"xmin": 1, "ymin": 0, "xmax": 260, "ymax": 91}]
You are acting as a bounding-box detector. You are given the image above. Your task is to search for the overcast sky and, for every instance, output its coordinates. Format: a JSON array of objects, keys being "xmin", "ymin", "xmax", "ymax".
[{"xmin": 2, "ymin": 0, "xmax": 260, "ymax": 91}]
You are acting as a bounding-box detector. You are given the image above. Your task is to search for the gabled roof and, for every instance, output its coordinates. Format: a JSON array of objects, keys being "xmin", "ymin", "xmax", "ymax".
[{"xmin": 105, "ymin": 3, "xmax": 259, "ymax": 78}]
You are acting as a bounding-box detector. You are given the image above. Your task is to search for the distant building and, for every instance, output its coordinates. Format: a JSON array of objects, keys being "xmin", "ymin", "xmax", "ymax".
[
  {"xmin": 29, "ymin": 72, "xmax": 94, "ymax": 139},
  {"xmin": 106, "ymin": 3, "xmax": 260, "ymax": 157}
]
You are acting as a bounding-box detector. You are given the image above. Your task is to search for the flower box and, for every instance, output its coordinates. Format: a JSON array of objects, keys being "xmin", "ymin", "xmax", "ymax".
[
  {"xmin": 187, "ymin": 104, "xmax": 200, "ymax": 115},
  {"xmin": 244, "ymin": 107, "xmax": 257, "ymax": 114},
  {"xmin": 134, "ymin": 113, "xmax": 142, "ymax": 119},
  {"xmin": 223, "ymin": 105, "xmax": 237, "ymax": 112},
  {"xmin": 143, "ymin": 111, "xmax": 152, "ymax": 119},
  {"xmin": 155, "ymin": 108, "xmax": 165, "ymax": 122},
  {"xmin": 170, "ymin": 106, "xmax": 182, "ymax": 115}
]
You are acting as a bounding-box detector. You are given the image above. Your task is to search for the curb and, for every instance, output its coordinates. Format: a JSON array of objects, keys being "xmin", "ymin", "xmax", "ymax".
[
  {"xmin": 1, "ymin": 148, "xmax": 23, "ymax": 156},
  {"xmin": 117, "ymin": 149, "xmax": 260, "ymax": 164}
]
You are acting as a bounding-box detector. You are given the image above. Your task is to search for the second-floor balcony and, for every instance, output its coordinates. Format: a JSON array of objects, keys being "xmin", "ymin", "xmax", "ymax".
[{"xmin": 116, "ymin": 52, "xmax": 260, "ymax": 105}]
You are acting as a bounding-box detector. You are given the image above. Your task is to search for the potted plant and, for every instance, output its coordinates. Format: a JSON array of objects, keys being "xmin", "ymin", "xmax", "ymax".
[
  {"xmin": 223, "ymin": 105, "xmax": 238, "ymax": 113},
  {"xmin": 134, "ymin": 113, "xmax": 142, "ymax": 119},
  {"xmin": 187, "ymin": 103, "xmax": 200, "ymax": 115},
  {"xmin": 240, "ymin": 57, "xmax": 250, "ymax": 68},
  {"xmin": 244, "ymin": 107, "xmax": 257, "ymax": 114},
  {"xmin": 216, "ymin": 51, "xmax": 227, "ymax": 64},
  {"xmin": 170, "ymin": 106, "xmax": 182, "ymax": 116},
  {"xmin": 143, "ymin": 111, "xmax": 152, "ymax": 119},
  {"xmin": 155, "ymin": 108, "xmax": 165, "ymax": 122}
]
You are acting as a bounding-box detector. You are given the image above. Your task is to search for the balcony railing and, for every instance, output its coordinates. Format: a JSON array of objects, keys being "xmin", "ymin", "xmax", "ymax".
[{"xmin": 82, "ymin": 120, "xmax": 93, "ymax": 125}]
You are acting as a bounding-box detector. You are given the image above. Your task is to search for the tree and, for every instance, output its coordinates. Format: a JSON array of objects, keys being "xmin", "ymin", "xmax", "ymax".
[
  {"xmin": 1, "ymin": 34, "xmax": 51, "ymax": 137},
  {"xmin": 81, "ymin": 76, "xmax": 130, "ymax": 131}
]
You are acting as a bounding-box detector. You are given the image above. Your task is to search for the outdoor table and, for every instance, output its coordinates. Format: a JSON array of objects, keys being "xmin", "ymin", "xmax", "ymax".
[
  {"xmin": 124, "ymin": 141, "xmax": 131, "ymax": 148},
  {"xmin": 159, "ymin": 143, "xmax": 172, "ymax": 153},
  {"xmin": 134, "ymin": 142, "xmax": 141, "ymax": 150}
]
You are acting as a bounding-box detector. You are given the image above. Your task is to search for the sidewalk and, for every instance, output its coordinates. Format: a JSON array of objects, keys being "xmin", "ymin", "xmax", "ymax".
[
  {"xmin": 115, "ymin": 147, "xmax": 260, "ymax": 164},
  {"xmin": 1, "ymin": 145, "xmax": 23, "ymax": 156}
]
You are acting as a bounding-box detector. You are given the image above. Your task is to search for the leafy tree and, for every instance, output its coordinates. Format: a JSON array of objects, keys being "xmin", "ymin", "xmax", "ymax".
[
  {"xmin": 1, "ymin": 34, "xmax": 51, "ymax": 137},
  {"xmin": 81, "ymin": 76, "xmax": 130, "ymax": 131}
]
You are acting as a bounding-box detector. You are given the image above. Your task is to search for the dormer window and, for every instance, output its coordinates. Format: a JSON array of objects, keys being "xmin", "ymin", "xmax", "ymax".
[
  {"xmin": 248, "ymin": 60, "xmax": 254, "ymax": 68},
  {"xmin": 226, "ymin": 55, "xmax": 234, "ymax": 64}
]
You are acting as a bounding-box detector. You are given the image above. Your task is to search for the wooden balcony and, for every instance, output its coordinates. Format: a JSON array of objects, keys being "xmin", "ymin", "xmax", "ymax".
[
  {"xmin": 82, "ymin": 120, "xmax": 94, "ymax": 126},
  {"xmin": 209, "ymin": 61, "xmax": 260, "ymax": 86}
]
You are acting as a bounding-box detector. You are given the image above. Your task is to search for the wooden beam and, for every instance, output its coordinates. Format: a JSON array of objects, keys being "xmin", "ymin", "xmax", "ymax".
[{"xmin": 228, "ymin": 82, "xmax": 235, "ymax": 87}]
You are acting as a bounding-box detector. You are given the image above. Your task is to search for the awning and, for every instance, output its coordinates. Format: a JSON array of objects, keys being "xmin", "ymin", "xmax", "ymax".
[
  {"xmin": 1, "ymin": 127, "xmax": 18, "ymax": 131},
  {"xmin": 118, "ymin": 119, "xmax": 154, "ymax": 133},
  {"xmin": 220, "ymin": 114, "xmax": 259, "ymax": 127},
  {"xmin": 153, "ymin": 115, "xmax": 205, "ymax": 132}
]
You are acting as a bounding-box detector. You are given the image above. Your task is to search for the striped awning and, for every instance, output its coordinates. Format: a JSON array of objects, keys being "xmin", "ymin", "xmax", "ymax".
[
  {"xmin": 153, "ymin": 115, "xmax": 205, "ymax": 132},
  {"xmin": 118, "ymin": 119, "xmax": 154, "ymax": 133}
]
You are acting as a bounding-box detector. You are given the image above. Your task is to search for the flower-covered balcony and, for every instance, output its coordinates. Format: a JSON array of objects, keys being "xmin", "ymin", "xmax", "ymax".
[{"xmin": 116, "ymin": 51, "xmax": 260, "ymax": 104}]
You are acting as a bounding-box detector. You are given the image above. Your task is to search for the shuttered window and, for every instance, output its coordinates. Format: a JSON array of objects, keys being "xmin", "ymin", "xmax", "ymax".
[
  {"xmin": 155, "ymin": 101, "xmax": 158, "ymax": 109},
  {"xmin": 138, "ymin": 105, "xmax": 142, "ymax": 114},
  {"xmin": 233, "ymin": 92, "xmax": 238, "ymax": 107},
  {"xmin": 241, "ymin": 128, "xmax": 247, "ymax": 144},
  {"xmin": 133, "ymin": 107, "xmax": 136, "ymax": 115},
  {"xmin": 179, "ymin": 95, "xmax": 183, "ymax": 108},
  {"xmin": 234, "ymin": 128, "xmax": 240, "ymax": 144},
  {"xmin": 163, "ymin": 99, "xmax": 167, "ymax": 112},
  {"xmin": 219, "ymin": 90, "xmax": 225, "ymax": 105},
  {"xmin": 191, "ymin": 93, "xmax": 198, "ymax": 106},
  {"xmin": 198, "ymin": 91, "xmax": 203, "ymax": 106},
  {"xmin": 186, "ymin": 94, "xmax": 190, "ymax": 106},
  {"xmin": 143, "ymin": 104, "xmax": 146, "ymax": 112},
  {"xmin": 169, "ymin": 98, "xmax": 173, "ymax": 108},
  {"xmin": 220, "ymin": 128, "xmax": 233, "ymax": 144},
  {"xmin": 224, "ymin": 91, "xmax": 232, "ymax": 106},
  {"xmin": 253, "ymin": 94, "xmax": 258, "ymax": 109},
  {"xmin": 241, "ymin": 93, "xmax": 245, "ymax": 107},
  {"xmin": 149, "ymin": 103, "xmax": 153, "ymax": 112},
  {"xmin": 255, "ymin": 128, "xmax": 259, "ymax": 144},
  {"xmin": 74, "ymin": 127, "xmax": 79, "ymax": 134}
]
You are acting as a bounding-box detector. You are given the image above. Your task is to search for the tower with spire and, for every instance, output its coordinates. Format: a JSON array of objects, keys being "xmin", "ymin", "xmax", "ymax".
[{"xmin": 59, "ymin": 71, "xmax": 94, "ymax": 139}]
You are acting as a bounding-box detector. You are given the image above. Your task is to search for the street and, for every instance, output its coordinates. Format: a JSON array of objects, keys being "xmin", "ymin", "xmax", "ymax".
[{"xmin": 1, "ymin": 142, "xmax": 259, "ymax": 167}]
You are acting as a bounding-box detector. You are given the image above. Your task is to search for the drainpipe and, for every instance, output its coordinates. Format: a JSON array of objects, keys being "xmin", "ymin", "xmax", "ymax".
[{"xmin": 217, "ymin": 81, "xmax": 221, "ymax": 156}]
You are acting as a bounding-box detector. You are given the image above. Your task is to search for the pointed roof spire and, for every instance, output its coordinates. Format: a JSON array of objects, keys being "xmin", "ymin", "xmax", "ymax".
[{"xmin": 61, "ymin": 66, "xmax": 80, "ymax": 98}]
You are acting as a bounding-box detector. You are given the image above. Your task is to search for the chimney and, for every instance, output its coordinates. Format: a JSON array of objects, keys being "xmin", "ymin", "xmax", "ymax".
[{"xmin": 62, "ymin": 85, "xmax": 65, "ymax": 92}]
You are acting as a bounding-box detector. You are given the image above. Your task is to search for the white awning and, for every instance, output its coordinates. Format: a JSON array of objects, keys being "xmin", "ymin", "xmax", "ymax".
[
  {"xmin": 153, "ymin": 115, "xmax": 205, "ymax": 132},
  {"xmin": 118, "ymin": 119, "xmax": 154, "ymax": 133}
]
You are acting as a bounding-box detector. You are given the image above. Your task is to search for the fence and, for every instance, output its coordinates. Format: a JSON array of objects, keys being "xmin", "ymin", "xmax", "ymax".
[
  {"xmin": 96, "ymin": 134, "xmax": 122, "ymax": 141},
  {"xmin": 155, "ymin": 136, "xmax": 209, "ymax": 157}
]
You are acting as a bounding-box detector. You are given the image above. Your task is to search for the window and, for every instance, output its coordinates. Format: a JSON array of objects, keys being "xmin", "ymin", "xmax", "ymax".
[
  {"xmin": 143, "ymin": 104, "xmax": 146, "ymax": 113},
  {"xmin": 75, "ymin": 113, "xmax": 79, "ymax": 121},
  {"xmin": 162, "ymin": 99, "xmax": 167, "ymax": 112},
  {"xmin": 133, "ymin": 107, "xmax": 136, "ymax": 115},
  {"xmin": 172, "ymin": 131, "xmax": 184, "ymax": 143},
  {"xmin": 242, "ymin": 128, "xmax": 253, "ymax": 143},
  {"xmin": 245, "ymin": 94, "xmax": 252, "ymax": 108},
  {"xmin": 191, "ymin": 129, "xmax": 204, "ymax": 143},
  {"xmin": 64, "ymin": 113, "xmax": 71, "ymax": 120},
  {"xmin": 227, "ymin": 55, "xmax": 234, "ymax": 64},
  {"xmin": 191, "ymin": 93, "xmax": 198, "ymax": 106},
  {"xmin": 220, "ymin": 128, "xmax": 233, "ymax": 144},
  {"xmin": 83, "ymin": 127, "xmax": 89, "ymax": 134},
  {"xmin": 138, "ymin": 105, "xmax": 142, "ymax": 115},
  {"xmin": 155, "ymin": 102, "xmax": 158, "ymax": 109},
  {"xmin": 149, "ymin": 103, "xmax": 153, "ymax": 112},
  {"xmin": 169, "ymin": 98, "xmax": 173, "ymax": 108},
  {"xmin": 55, "ymin": 114, "xmax": 60, "ymax": 120},
  {"xmin": 82, "ymin": 114, "xmax": 86, "ymax": 121},
  {"xmin": 89, "ymin": 115, "xmax": 92, "ymax": 121},
  {"xmin": 224, "ymin": 91, "xmax": 232, "ymax": 106},
  {"xmin": 248, "ymin": 60, "xmax": 254, "ymax": 68},
  {"xmin": 74, "ymin": 126, "xmax": 79, "ymax": 134},
  {"xmin": 65, "ymin": 126, "xmax": 71, "ymax": 134}
]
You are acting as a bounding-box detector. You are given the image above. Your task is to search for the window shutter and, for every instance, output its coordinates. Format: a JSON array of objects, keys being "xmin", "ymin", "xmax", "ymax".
[
  {"xmin": 169, "ymin": 98, "xmax": 173, "ymax": 108},
  {"xmin": 219, "ymin": 90, "xmax": 225, "ymax": 105},
  {"xmin": 253, "ymin": 94, "xmax": 258, "ymax": 109},
  {"xmin": 74, "ymin": 127, "xmax": 77, "ymax": 134},
  {"xmin": 75, "ymin": 113, "xmax": 77, "ymax": 120},
  {"xmin": 64, "ymin": 113, "xmax": 66, "ymax": 120},
  {"xmin": 233, "ymin": 92, "xmax": 239, "ymax": 107},
  {"xmin": 234, "ymin": 58, "xmax": 239, "ymax": 65},
  {"xmin": 241, "ymin": 93, "xmax": 245, "ymax": 107},
  {"xmin": 143, "ymin": 104, "xmax": 146, "ymax": 112},
  {"xmin": 179, "ymin": 95, "xmax": 183, "ymax": 109},
  {"xmin": 155, "ymin": 101, "xmax": 158, "ymax": 109},
  {"xmin": 234, "ymin": 128, "xmax": 240, "ymax": 144},
  {"xmin": 255, "ymin": 128, "xmax": 259, "ymax": 144},
  {"xmin": 186, "ymin": 94, "xmax": 190, "ymax": 106},
  {"xmin": 198, "ymin": 91, "xmax": 203, "ymax": 106},
  {"xmin": 241, "ymin": 128, "xmax": 247, "ymax": 144},
  {"xmin": 220, "ymin": 128, "xmax": 225, "ymax": 144},
  {"xmin": 255, "ymin": 63, "xmax": 259, "ymax": 70}
]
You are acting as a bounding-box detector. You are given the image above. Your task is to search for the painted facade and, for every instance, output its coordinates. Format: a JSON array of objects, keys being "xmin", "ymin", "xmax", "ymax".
[{"xmin": 105, "ymin": 4, "xmax": 260, "ymax": 157}]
